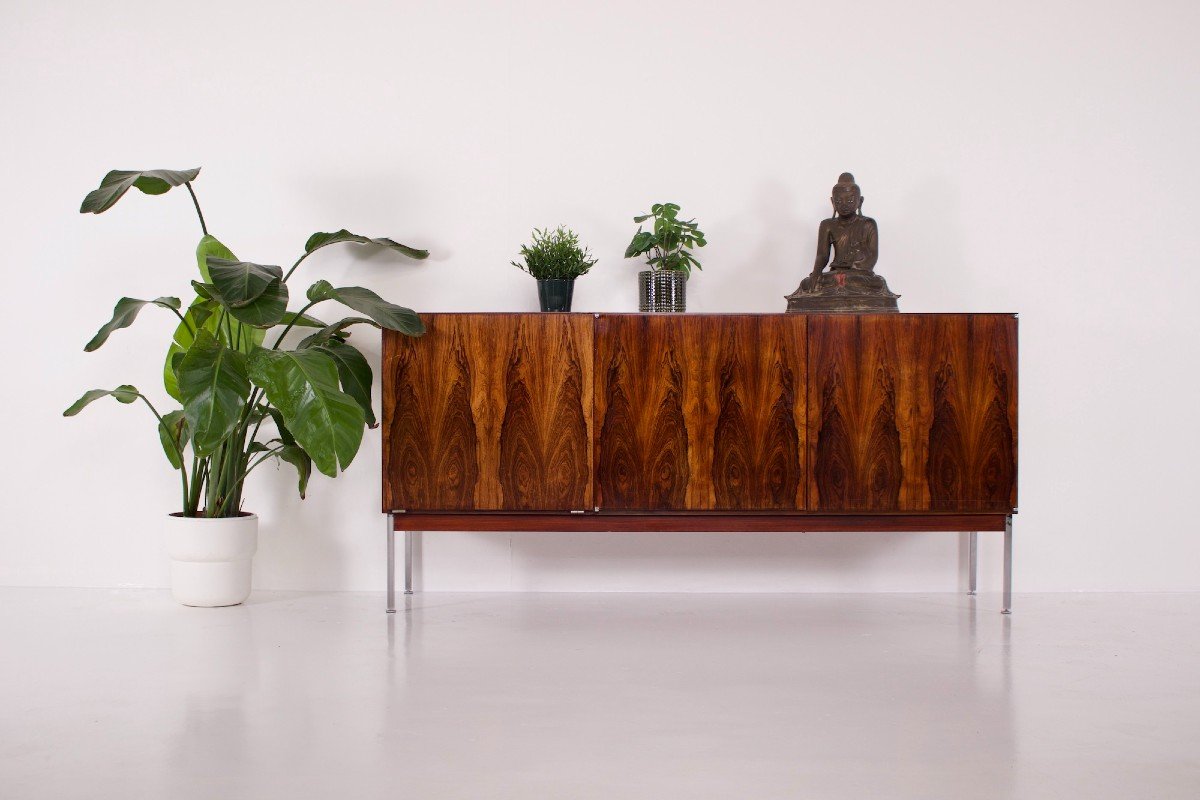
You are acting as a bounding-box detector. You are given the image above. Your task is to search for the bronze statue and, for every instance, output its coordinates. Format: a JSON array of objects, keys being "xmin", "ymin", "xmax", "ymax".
[{"xmin": 786, "ymin": 172, "xmax": 899, "ymax": 313}]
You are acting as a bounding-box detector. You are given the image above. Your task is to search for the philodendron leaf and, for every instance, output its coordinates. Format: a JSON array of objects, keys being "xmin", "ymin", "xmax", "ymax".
[
  {"xmin": 63, "ymin": 385, "xmax": 139, "ymax": 416},
  {"xmin": 178, "ymin": 329, "xmax": 251, "ymax": 456},
  {"xmin": 277, "ymin": 445, "xmax": 312, "ymax": 498},
  {"xmin": 164, "ymin": 236, "xmax": 264, "ymax": 400},
  {"xmin": 80, "ymin": 168, "xmax": 201, "ymax": 215},
  {"xmin": 304, "ymin": 229, "xmax": 429, "ymax": 260},
  {"xmin": 279, "ymin": 310, "xmax": 327, "ymax": 329},
  {"xmin": 157, "ymin": 409, "xmax": 190, "ymax": 469},
  {"xmin": 164, "ymin": 298, "xmax": 216, "ymax": 401},
  {"xmin": 207, "ymin": 258, "xmax": 284, "ymax": 307},
  {"xmin": 298, "ymin": 316, "xmax": 379, "ymax": 348},
  {"xmin": 85, "ymin": 296, "xmax": 181, "ymax": 352},
  {"xmin": 194, "ymin": 278, "xmax": 288, "ymax": 328},
  {"xmin": 314, "ymin": 340, "xmax": 377, "ymax": 428},
  {"xmin": 247, "ymin": 348, "xmax": 364, "ymax": 478},
  {"xmin": 624, "ymin": 231, "xmax": 655, "ymax": 258},
  {"xmin": 306, "ymin": 280, "xmax": 424, "ymax": 336},
  {"xmin": 230, "ymin": 279, "xmax": 288, "ymax": 328},
  {"xmin": 267, "ymin": 407, "xmax": 297, "ymax": 446}
]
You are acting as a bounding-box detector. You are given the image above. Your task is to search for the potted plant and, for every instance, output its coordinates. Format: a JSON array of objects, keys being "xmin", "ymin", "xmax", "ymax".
[
  {"xmin": 511, "ymin": 226, "xmax": 597, "ymax": 311},
  {"xmin": 624, "ymin": 202, "xmax": 706, "ymax": 312},
  {"xmin": 64, "ymin": 167, "xmax": 429, "ymax": 607}
]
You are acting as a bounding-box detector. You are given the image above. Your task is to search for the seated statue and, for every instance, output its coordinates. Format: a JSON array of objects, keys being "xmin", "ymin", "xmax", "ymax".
[{"xmin": 786, "ymin": 172, "xmax": 899, "ymax": 313}]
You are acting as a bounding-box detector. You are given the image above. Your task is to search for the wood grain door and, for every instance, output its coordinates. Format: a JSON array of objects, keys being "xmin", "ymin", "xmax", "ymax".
[
  {"xmin": 807, "ymin": 314, "xmax": 1017, "ymax": 512},
  {"xmin": 594, "ymin": 315, "xmax": 806, "ymax": 511},
  {"xmin": 382, "ymin": 314, "xmax": 593, "ymax": 511}
]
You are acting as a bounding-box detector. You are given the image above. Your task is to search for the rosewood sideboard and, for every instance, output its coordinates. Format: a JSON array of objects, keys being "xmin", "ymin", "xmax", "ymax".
[{"xmin": 381, "ymin": 313, "xmax": 1018, "ymax": 612}]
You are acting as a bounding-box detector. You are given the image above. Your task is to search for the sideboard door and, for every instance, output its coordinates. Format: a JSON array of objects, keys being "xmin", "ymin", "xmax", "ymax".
[
  {"xmin": 807, "ymin": 314, "xmax": 1017, "ymax": 512},
  {"xmin": 382, "ymin": 314, "xmax": 593, "ymax": 511},
  {"xmin": 594, "ymin": 314, "xmax": 807, "ymax": 511}
]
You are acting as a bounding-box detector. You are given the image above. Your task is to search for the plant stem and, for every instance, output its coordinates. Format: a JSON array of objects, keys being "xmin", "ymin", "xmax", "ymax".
[
  {"xmin": 186, "ymin": 456, "xmax": 206, "ymax": 516},
  {"xmin": 272, "ymin": 300, "xmax": 320, "ymax": 349},
  {"xmin": 168, "ymin": 306, "xmax": 194, "ymax": 337},
  {"xmin": 227, "ymin": 446, "xmax": 287, "ymax": 491},
  {"xmin": 135, "ymin": 393, "xmax": 189, "ymax": 510},
  {"xmin": 282, "ymin": 251, "xmax": 312, "ymax": 283},
  {"xmin": 185, "ymin": 182, "xmax": 208, "ymax": 237}
]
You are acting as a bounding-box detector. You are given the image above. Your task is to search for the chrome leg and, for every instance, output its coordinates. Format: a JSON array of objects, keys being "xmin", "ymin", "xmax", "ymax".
[
  {"xmin": 968, "ymin": 531, "xmax": 977, "ymax": 595},
  {"xmin": 386, "ymin": 513, "xmax": 396, "ymax": 613},
  {"xmin": 1001, "ymin": 516, "xmax": 1013, "ymax": 614},
  {"xmin": 404, "ymin": 530, "xmax": 414, "ymax": 595}
]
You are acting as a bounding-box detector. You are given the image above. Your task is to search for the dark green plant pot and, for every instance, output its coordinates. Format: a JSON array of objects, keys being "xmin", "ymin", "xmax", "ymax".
[
  {"xmin": 638, "ymin": 270, "xmax": 687, "ymax": 312},
  {"xmin": 536, "ymin": 278, "xmax": 575, "ymax": 312}
]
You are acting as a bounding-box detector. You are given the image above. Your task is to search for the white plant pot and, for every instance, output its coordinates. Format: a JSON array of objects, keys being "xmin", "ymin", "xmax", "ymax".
[{"xmin": 165, "ymin": 513, "xmax": 258, "ymax": 607}]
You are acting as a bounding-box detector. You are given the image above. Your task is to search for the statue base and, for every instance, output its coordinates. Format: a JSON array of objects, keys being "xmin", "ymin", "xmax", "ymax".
[{"xmin": 785, "ymin": 269, "xmax": 899, "ymax": 314}]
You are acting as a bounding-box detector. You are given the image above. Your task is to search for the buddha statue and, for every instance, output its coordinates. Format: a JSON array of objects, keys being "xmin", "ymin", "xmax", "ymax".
[{"xmin": 786, "ymin": 172, "xmax": 899, "ymax": 313}]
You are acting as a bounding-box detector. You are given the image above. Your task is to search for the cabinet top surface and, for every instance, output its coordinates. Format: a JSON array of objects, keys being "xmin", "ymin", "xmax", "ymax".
[{"xmin": 405, "ymin": 311, "xmax": 1019, "ymax": 317}]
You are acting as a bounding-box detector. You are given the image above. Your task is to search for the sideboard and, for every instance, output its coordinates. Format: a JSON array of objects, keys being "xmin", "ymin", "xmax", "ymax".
[{"xmin": 381, "ymin": 313, "xmax": 1018, "ymax": 612}]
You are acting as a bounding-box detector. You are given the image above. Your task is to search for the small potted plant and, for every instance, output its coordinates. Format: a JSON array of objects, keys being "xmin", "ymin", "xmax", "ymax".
[
  {"xmin": 624, "ymin": 202, "xmax": 706, "ymax": 312},
  {"xmin": 511, "ymin": 226, "xmax": 597, "ymax": 312},
  {"xmin": 65, "ymin": 167, "xmax": 428, "ymax": 607}
]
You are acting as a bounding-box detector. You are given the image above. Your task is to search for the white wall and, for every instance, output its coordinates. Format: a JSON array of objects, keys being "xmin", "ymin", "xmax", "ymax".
[{"xmin": 2, "ymin": 0, "xmax": 1197, "ymax": 593}]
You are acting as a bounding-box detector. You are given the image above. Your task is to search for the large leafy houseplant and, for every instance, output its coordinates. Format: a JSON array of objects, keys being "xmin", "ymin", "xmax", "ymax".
[{"xmin": 65, "ymin": 167, "xmax": 428, "ymax": 519}]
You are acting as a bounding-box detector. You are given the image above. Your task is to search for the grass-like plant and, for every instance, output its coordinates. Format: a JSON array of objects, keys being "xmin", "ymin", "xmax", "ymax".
[
  {"xmin": 624, "ymin": 202, "xmax": 706, "ymax": 275},
  {"xmin": 64, "ymin": 167, "xmax": 428, "ymax": 517},
  {"xmin": 511, "ymin": 226, "xmax": 597, "ymax": 280}
]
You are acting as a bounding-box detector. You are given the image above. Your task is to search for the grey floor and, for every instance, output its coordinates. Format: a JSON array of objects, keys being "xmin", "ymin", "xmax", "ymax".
[{"xmin": 1, "ymin": 589, "xmax": 1197, "ymax": 799}]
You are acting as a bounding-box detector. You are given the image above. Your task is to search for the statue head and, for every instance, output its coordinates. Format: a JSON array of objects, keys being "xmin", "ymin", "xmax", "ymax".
[{"xmin": 831, "ymin": 172, "xmax": 863, "ymax": 218}]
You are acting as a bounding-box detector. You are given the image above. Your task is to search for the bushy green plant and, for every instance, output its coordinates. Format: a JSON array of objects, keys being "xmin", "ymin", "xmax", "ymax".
[
  {"xmin": 511, "ymin": 226, "xmax": 597, "ymax": 280},
  {"xmin": 65, "ymin": 167, "xmax": 429, "ymax": 517},
  {"xmin": 624, "ymin": 203, "xmax": 706, "ymax": 275}
]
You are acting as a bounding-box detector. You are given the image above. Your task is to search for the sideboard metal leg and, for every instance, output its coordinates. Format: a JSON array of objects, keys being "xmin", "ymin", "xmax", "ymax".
[
  {"xmin": 404, "ymin": 530, "xmax": 414, "ymax": 595},
  {"xmin": 386, "ymin": 513, "xmax": 396, "ymax": 614},
  {"xmin": 1001, "ymin": 516, "xmax": 1013, "ymax": 614},
  {"xmin": 968, "ymin": 531, "xmax": 978, "ymax": 595}
]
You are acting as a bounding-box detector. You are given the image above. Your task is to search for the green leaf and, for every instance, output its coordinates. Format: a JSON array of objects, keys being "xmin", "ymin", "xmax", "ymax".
[
  {"xmin": 195, "ymin": 279, "xmax": 288, "ymax": 329},
  {"xmin": 248, "ymin": 349, "xmax": 365, "ymax": 477},
  {"xmin": 304, "ymin": 229, "xmax": 429, "ymax": 260},
  {"xmin": 63, "ymin": 385, "xmax": 139, "ymax": 416},
  {"xmin": 306, "ymin": 279, "xmax": 335, "ymax": 303},
  {"xmin": 298, "ymin": 316, "xmax": 380, "ymax": 348},
  {"xmin": 195, "ymin": 234, "xmax": 232, "ymax": 282},
  {"xmin": 277, "ymin": 445, "xmax": 312, "ymax": 498},
  {"xmin": 207, "ymin": 258, "xmax": 284, "ymax": 307},
  {"xmin": 314, "ymin": 340, "xmax": 377, "ymax": 428},
  {"xmin": 197, "ymin": 258, "xmax": 289, "ymax": 328},
  {"xmin": 157, "ymin": 410, "xmax": 189, "ymax": 469},
  {"xmin": 632, "ymin": 214, "xmax": 652, "ymax": 223},
  {"xmin": 84, "ymin": 296, "xmax": 181, "ymax": 352},
  {"xmin": 267, "ymin": 407, "xmax": 297, "ymax": 446},
  {"xmin": 305, "ymin": 282, "xmax": 424, "ymax": 336},
  {"xmin": 624, "ymin": 231, "xmax": 655, "ymax": 259},
  {"xmin": 164, "ymin": 236, "xmax": 263, "ymax": 400},
  {"xmin": 178, "ymin": 329, "xmax": 251, "ymax": 456},
  {"xmin": 232, "ymin": 280, "xmax": 287, "ymax": 328},
  {"xmin": 279, "ymin": 311, "xmax": 327, "ymax": 329},
  {"xmin": 80, "ymin": 168, "xmax": 201, "ymax": 214}
]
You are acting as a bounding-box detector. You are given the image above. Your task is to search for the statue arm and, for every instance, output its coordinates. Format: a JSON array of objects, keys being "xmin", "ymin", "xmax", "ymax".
[
  {"xmin": 811, "ymin": 219, "xmax": 832, "ymax": 276},
  {"xmin": 861, "ymin": 218, "xmax": 879, "ymax": 271}
]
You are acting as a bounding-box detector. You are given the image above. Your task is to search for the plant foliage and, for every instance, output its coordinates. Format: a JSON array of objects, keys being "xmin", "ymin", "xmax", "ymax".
[
  {"xmin": 511, "ymin": 226, "xmax": 597, "ymax": 280},
  {"xmin": 623, "ymin": 203, "xmax": 706, "ymax": 275},
  {"xmin": 65, "ymin": 167, "xmax": 429, "ymax": 517}
]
